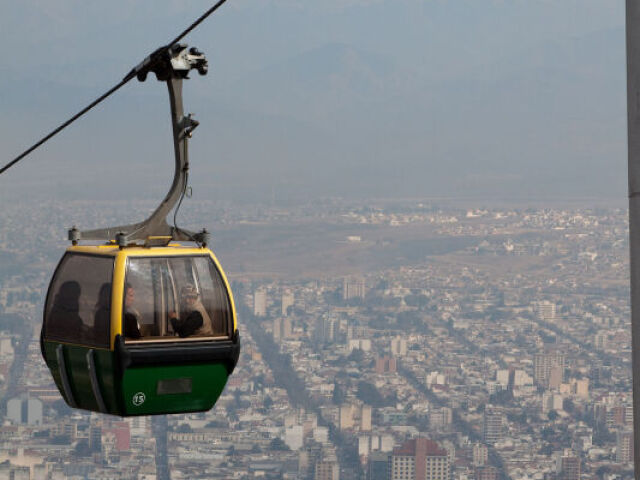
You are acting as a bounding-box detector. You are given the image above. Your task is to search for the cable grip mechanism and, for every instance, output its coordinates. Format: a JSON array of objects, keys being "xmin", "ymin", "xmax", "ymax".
[{"xmin": 71, "ymin": 44, "xmax": 211, "ymax": 247}]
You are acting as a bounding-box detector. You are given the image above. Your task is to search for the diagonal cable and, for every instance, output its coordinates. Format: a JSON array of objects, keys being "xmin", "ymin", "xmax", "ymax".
[
  {"xmin": 1, "ymin": 0, "xmax": 230, "ymax": 176},
  {"xmin": 168, "ymin": 0, "xmax": 229, "ymax": 46},
  {"xmin": 0, "ymin": 78, "xmax": 131, "ymax": 176}
]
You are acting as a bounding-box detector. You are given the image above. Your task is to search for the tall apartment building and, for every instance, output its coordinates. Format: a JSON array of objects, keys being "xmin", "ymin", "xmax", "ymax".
[
  {"xmin": 617, "ymin": 430, "xmax": 634, "ymax": 463},
  {"xmin": 534, "ymin": 300, "xmax": 556, "ymax": 321},
  {"xmin": 607, "ymin": 404, "xmax": 634, "ymax": 429},
  {"xmin": 89, "ymin": 425, "xmax": 102, "ymax": 451},
  {"xmin": 472, "ymin": 443, "xmax": 488, "ymax": 467},
  {"xmin": 390, "ymin": 438, "xmax": 450, "ymax": 480},
  {"xmin": 430, "ymin": 407, "xmax": 453, "ymax": 430},
  {"xmin": 359, "ymin": 435, "xmax": 394, "ymax": 457},
  {"xmin": 315, "ymin": 315, "xmax": 338, "ymax": 344},
  {"xmin": 367, "ymin": 452, "xmax": 390, "ymax": 480},
  {"xmin": 254, "ymin": 289, "xmax": 267, "ymax": 317},
  {"xmin": 556, "ymin": 450, "xmax": 580, "ymax": 480},
  {"xmin": 314, "ymin": 314, "xmax": 348, "ymax": 345},
  {"xmin": 339, "ymin": 404, "xmax": 372, "ymax": 432},
  {"xmin": 273, "ymin": 317, "xmax": 292, "ymax": 342},
  {"xmin": 299, "ymin": 443, "xmax": 323, "ymax": 479},
  {"xmin": 391, "ymin": 337, "xmax": 408, "ymax": 356},
  {"xmin": 475, "ymin": 466, "xmax": 498, "ymax": 480},
  {"xmin": 315, "ymin": 458, "xmax": 340, "ymax": 480},
  {"xmin": 595, "ymin": 331, "xmax": 608, "ymax": 350},
  {"xmin": 127, "ymin": 414, "xmax": 150, "ymax": 437},
  {"xmin": 6, "ymin": 394, "xmax": 42, "ymax": 425},
  {"xmin": 533, "ymin": 348, "xmax": 565, "ymax": 387},
  {"xmin": 282, "ymin": 290, "xmax": 295, "ymax": 315},
  {"xmin": 376, "ymin": 356, "xmax": 397, "ymax": 374},
  {"xmin": 343, "ymin": 277, "xmax": 366, "ymax": 300},
  {"xmin": 542, "ymin": 392, "xmax": 564, "ymax": 413},
  {"xmin": 483, "ymin": 407, "xmax": 504, "ymax": 445}
]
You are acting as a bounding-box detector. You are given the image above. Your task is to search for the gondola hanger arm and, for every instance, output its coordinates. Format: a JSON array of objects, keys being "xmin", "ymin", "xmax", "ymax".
[{"xmin": 75, "ymin": 44, "xmax": 210, "ymax": 246}]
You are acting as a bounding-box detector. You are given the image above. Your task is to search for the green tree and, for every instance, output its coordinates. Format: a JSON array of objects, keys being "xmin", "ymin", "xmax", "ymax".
[
  {"xmin": 205, "ymin": 420, "xmax": 227, "ymax": 429},
  {"xmin": 333, "ymin": 384, "xmax": 346, "ymax": 405},
  {"xmin": 347, "ymin": 348, "xmax": 365, "ymax": 363},
  {"xmin": 73, "ymin": 440, "xmax": 91, "ymax": 457},
  {"xmin": 541, "ymin": 426, "xmax": 555, "ymax": 440},
  {"xmin": 356, "ymin": 381, "xmax": 387, "ymax": 407},
  {"xmin": 176, "ymin": 423, "xmax": 192, "ymax": 433},
  {"xmin": 269, "ymin": 438, "xmax": 290, "ymax": 451},
  {"xmin": 563, "ymin": 398, "xmax": 575, "ymax": 414}
]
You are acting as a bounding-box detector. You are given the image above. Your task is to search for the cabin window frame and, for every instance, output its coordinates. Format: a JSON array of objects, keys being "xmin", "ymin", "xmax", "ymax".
[
  {"xmin": 43, "ymin": 252, "xmax": 114, "ymax": 349},
  {"xmin": 122, "ymin": 254, "xmax": 233, "ymax": 345}
]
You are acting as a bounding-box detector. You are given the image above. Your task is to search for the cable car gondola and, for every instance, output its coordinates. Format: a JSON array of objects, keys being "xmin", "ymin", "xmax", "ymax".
[{"xmin": 39, "ymin": 43, "xmax": 240, "ymax": 416}]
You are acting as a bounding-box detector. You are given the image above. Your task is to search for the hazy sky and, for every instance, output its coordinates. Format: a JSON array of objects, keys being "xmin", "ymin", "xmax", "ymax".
[{"xmin": 0, "ymin": 1, "xmax": 628, "ymax": 204}]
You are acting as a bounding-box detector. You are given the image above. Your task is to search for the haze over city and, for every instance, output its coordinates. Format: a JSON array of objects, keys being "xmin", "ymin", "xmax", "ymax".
[
  {"xmin": 0, "ymin": 0, "xmax": 628, "ymax": 203},
  {"xmin": 0, "ymin": 2, "xmax": 635, "ymax": 480}
]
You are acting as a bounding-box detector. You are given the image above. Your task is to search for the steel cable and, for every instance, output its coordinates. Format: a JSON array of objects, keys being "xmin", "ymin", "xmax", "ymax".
[{"xmin": 0, "ymin": 0, "xmax": 229, "ymax": 176}]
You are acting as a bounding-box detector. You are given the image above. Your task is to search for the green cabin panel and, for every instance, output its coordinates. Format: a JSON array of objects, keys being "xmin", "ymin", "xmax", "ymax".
[
  {"xmin": 43, "ymin": 341, "xmax": 122, "ymax": 415},
  {"xmin": 44, "ymin": 341, "xmax": 231, "ymax": 416},
  {"xmin": 122, "ymin": 363, "xmax": 229, "ymax": 416}
]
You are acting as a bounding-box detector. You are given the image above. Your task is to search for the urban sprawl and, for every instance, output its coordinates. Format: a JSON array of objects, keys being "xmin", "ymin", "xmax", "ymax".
[{"xmin": 0, "ymin": 198, "xmax": 632, "ymax": 480}]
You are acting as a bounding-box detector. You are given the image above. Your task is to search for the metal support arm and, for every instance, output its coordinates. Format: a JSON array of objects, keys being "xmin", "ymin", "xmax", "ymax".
[{"xmin": 71, "ymin": 44, "xmax": 210, "ymax": 246}]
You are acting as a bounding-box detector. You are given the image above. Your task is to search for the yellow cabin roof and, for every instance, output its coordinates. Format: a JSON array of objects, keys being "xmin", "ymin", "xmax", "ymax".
[{"xmin": 66, "ymin": 244, "xmax": 213, "ymax": 257}]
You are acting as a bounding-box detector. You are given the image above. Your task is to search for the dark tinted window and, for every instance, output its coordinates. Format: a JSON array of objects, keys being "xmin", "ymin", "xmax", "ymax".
[
  {"xmin": 124, "ymin": 256, "xmax": 232, "ymax": 342},
  {"xmin": 44, "ymin": 254, "xmax": 114, "ymax": 348}
]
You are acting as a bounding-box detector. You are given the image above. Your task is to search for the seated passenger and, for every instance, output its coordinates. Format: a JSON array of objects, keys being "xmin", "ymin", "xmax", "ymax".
[
  {"xmin": 123, "ymin": 283, "xmax": 142, "ymax": 339},
  {"xmin": 170, "ymin": 285, "xmax": 214, "ymax": 338},
  {"xmin": 93, "ymin": 283, "xmax": 111, "ymax": 344},
  {"xmin": 48, "ymin": 281, "xmax": 84, "ymax": 337}
]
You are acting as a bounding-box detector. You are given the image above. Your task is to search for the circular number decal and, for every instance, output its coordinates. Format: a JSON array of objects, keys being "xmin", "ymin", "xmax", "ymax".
[{"xmin": 132, "ymin": 392, "xmax": 146, "ymax": 406}]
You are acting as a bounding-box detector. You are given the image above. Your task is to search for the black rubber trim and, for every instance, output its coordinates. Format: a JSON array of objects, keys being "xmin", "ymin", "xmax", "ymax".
[
  {"xmin": 39, "ymin": 329, "xmax": 45, "ymax": 361},
  {"xmin": 56, "ymin": 345, "xmax": 77, "ymax": 408},
  {"xmin": 115, "ymin": 331, "xmax": 240, "ymax": 375},
  {"xmin": 86, "ymin": 349, "xmax": 108, "ymax": 413}
]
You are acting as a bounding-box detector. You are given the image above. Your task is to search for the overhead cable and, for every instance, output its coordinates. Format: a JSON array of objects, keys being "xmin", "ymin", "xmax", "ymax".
[{"xmin": 0, "ymin": 0, "xmax": 229, "ymax": 176}]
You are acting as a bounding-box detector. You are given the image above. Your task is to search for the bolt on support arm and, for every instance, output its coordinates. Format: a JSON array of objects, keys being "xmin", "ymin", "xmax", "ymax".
[{"xmin": 70, "ymin": 44, "xmax": 210, "ymax": 247}]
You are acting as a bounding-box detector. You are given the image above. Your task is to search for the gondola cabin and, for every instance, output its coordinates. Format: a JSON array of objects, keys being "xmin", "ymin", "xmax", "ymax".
[{"xmin": 41, "ymin": 244, "xmax": 240, "ymax": 416}]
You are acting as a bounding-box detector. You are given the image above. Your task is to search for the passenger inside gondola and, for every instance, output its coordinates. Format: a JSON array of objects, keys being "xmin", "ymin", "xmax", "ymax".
[
  {"xmin": 48, "ymin": 280, "xmax": 84, "ymax": 336},
  {"xmin": 170, "ymin": 285, "xmax": 212, "ymax": 337},
  {"xmin": 94, "ymin": 283, "xmax": 111, "ymax": 343},
  {"xmin": 122, "ymin": 256, "xmax": 231, "ymax": 342},
  {"xmin": 44, "ymin": 254, "xmax": 114, "ymax": 348},
  {"xmin": 124, "ymin": 283, "xmax": 142, "ymax": 339}
]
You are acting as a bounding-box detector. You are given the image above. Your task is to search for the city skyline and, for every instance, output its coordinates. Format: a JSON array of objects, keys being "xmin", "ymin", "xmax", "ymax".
[{"xmin": 0, "ymin": 196, "xmax": 633, "ymax": 479}]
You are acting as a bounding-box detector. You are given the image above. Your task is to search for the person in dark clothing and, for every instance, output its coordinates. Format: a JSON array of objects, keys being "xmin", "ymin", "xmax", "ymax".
[
  {"xmin": 47, "ymin": 281, "xmax": 84, "ymax": 337},
  {"xmin": 123, "ymin": 284, "xmax": 142, "ymax": 339},
  {"xmin": 169, "ymin": 285, "xmax": 206, "ymax": 338},
  {"xmin": 93, "ymin": 283, "xmax": 111, "ymax": 344},
  {"xmin": 170, "ymin": 309, "xmax": 204, "ymax": 338}
]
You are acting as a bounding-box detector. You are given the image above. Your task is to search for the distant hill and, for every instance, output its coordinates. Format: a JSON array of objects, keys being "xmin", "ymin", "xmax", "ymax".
[{"xmin": 0, "ymin": 6, "xmax": 628, "ymax": 202}]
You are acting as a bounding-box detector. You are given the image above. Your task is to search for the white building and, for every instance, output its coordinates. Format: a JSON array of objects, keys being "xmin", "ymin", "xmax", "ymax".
[
  {"xmin": 348, "ymin": 339, "xmax": 372, "ymax": 352},
  {"xmin": 284, "ymin": 425, "xmax": 304, "ymax": 451},
  {"xmin": 542, "ymin": 392, "xmax": 564, "ymax": 413},
  {"xmin": 534, "ymin": 301, "xmax": 556, "ymax": 322},
  {"xmin": 6, "ymin": 395, "xmax": 42, "ymax": 425},
  {"xmin": 254, "ymin": 289, "xmax": 267, "ymax": 317},
  {"xmin": 281, "ymin": 290, "xmax": 295, "ymax": 315},
  {"xmin": 391, "ymin": 337, "xmax": 408, "ymax": 357}
]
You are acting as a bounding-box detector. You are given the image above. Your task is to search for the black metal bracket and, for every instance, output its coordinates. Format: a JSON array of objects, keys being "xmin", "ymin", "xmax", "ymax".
[
  {"xmin": 115, "ymin": 332, "xmax": 240, "ymax": 376},
  {"xmin": 70, "ymin": 44, "xmax": 210, "ymax": 246}
]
